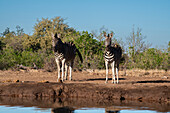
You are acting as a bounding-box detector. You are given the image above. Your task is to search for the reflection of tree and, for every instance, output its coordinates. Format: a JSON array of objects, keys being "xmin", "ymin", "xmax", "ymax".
[{"xmin": 51, "ymin": 107, "xmax": 74, "ymax": 113}]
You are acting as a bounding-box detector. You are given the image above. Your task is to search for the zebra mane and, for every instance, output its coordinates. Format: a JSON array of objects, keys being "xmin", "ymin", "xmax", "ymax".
[
  {"xmin": 65, "ymin": 41, "xmax": 75, "ymax": 47},
  {"xmin": 112, "ymin": 43, "xmax": 121, "ymax": 48}
]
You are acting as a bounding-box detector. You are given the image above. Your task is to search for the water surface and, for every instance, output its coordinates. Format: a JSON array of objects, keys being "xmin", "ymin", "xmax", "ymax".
[
  {"xmin": 0, "ymin": 96, "xmax": 169, "ymax": 113},
  {"xmin": 0, "ymin": 105, "xmax": 166, "ymax": 113}
]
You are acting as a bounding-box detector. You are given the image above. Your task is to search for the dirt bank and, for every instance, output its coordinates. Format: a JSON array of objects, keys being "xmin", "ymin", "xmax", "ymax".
[
  {"xmin": 0, "ymin": 81, "xmax": 169, "ymax": 102},
  {"xmin": 0, "ymin": 70, "xmax": 169, "ymax": 103},
  {"xmin": 0, "ymin": 96, "xmax": 170, "ymax": 112}
]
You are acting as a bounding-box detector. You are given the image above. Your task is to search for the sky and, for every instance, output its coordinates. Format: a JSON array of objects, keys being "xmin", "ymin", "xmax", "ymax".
[{"xmin": 0, "ymin": 0, "xmax": 170, "ymax": 48}]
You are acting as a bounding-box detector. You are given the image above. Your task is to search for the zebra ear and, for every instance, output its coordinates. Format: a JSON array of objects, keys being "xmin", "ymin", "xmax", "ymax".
[
  {"xmin": 104, "ymin": 32, "xmax": 107, "ymax": 38},
  {"xmin": 57, "ymin": 34, "xmax": 61, "ymax": 38},
  {"xmin": 110, "ymin": 33, "xmax": 113, "ymax": 38},
  {"xmin": 51, "ymin": 33, "xmax": 55, "ymax": 39},
  {"xmin": 51, "ymin": 33, "xmax": 54, "ymax": 37},
  {"xmin": 54, "ymin": 33, "xmax": 59, "ymax": 38}
]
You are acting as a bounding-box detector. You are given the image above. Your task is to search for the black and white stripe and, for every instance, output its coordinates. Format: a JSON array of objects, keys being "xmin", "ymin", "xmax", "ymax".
[
  {"xmin": 104, "ymin": 32, "xmax": 122, "ymax": 84},
  {"xmin": 54, "ymin": 52, "xmax": 64, "ymax": 60},
  {"xmin": 104, "ymin": 51, "xmax": 114, "ymax": 62},
  {"xmin": 52, "ymin": 33, "xmax": 83, "ymax": 82}
]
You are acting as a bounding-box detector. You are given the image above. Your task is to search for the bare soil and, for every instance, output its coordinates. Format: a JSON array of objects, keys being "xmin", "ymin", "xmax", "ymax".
[
  {"xmin": 0, "ymin": 69, "xmax": 169, "ymax": 112},
  {"xmin": 0, "ymin": 70, "xmax": 170, "ymax": 112}
]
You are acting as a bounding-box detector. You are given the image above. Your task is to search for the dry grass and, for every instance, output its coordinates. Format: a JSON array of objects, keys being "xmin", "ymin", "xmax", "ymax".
[
  {"xmin": 89, "ymin": 69, "xmax": 169, "ymax": 77},
  {"xmin": 0, "ymin": 69, "xmax": 169, "ymax": 84}
]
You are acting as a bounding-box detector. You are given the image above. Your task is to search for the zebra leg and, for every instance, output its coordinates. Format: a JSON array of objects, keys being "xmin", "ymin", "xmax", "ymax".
[
  {"xmin": 116, "ymin": 64, "xmax": 119, "ymax": 84},
  {"xmin": 105, "ymin": 61, "xmax": 109, "ymax": 83},
  {"xmin": 65, "ymin": 63, "xmax": 68, "ymax": 80},
  {"xmin": 61, "ymin": 59, "xmax": 66, "ymax": 82},
  {"xmin": 111, "ymin": 61, "xmax": 116, "ymax": 84},
  {"xmin": 56, "ymin": 59, "xmax": 60, "ymax": 82},
  {"xmin": 69, "ymin": 61, "xmax": 73, "ymax": 81}
]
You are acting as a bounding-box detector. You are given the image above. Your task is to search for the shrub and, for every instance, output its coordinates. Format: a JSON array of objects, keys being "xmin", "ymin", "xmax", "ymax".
[{"xmin": 43, "ymin": 54, "xmax": 57, "ymax": 72}]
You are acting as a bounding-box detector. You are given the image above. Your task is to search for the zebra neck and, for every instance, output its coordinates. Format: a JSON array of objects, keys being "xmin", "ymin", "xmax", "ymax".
[
  {"xmin": 105, "ymin": 51, "xmax": 113, "ymax": 55},
  {"xmin": 105, "ymin": 51, "xmax": 114, "ymax": 56},
  {"xmin": 54, "ymin": 44, "xmax": 65, "ymax": 53}
]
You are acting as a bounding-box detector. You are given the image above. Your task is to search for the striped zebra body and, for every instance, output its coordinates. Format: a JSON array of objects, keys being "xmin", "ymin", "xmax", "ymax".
[
  {"xmin": 104, "ymin": 33, "xmax": 122, "ymax": 84},
  {"xmin": 52, "ymin": 33, "xmax": 83, "ymax": 82},
  {"xmin": 54, "ymin": 42, "xmax": 77, "ymax": 62},
  {"xmin": 104, "ymin": 51, "xmax": 114, "ymax": 63},
  {"xmin": 54, "ymin": 52, "xmax": 64, "ymax": 60}
]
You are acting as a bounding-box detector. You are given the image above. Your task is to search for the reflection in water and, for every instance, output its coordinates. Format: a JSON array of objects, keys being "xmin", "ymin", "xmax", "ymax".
[
  {"xmin": 105, "ymin": 107, "xmax": 120, "ymax": 113},
  {"xmin": 51, "ymin": 107, "xmax": 74, "ymax": 113},
  {"xmin": 0, "ymin": 96, "xmax": 169, "ymax": 113},
  {"xmin": 51, "ymin": 107, "xmax": 121, "ymax": 113},
  {"xmin": 105, "ymin": 110, "xmax": 120, "ymax": 113}
]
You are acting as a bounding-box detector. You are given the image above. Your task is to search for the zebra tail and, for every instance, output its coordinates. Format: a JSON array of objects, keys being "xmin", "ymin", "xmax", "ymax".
[{"xmin": 76, "ymin": 49, "xmax": 83, "ymax": 63}]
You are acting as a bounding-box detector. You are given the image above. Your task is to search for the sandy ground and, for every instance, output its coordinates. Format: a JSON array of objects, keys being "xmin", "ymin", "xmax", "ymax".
[
  {"xmin": 0, "ymin": 69, "xmax": 169, "ymax": 86},
  {"xmin": 0, "ymin": 69, "xmax": 169, "ymax": 112},
  {"xmin": 0, "ymin": 69, "xmax": 169, "ymax": 101}
]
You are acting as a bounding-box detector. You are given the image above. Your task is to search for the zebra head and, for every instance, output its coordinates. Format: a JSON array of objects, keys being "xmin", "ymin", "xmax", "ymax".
[
  {"xmin": 104, "ymin": 32, "xmax": 113, "ymax": 51},
  {"xmin": 52, "ymin": 33, "xmax": 63, "ymax": 52}
]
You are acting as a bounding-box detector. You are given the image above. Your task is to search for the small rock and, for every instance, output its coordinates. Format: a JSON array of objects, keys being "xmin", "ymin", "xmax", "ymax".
[{"xmin": 162, "ymin": 76, "xmax": 168, "ymax": 79}]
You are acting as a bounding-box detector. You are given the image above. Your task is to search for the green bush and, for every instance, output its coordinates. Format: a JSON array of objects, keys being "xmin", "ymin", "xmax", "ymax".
[
  {"xmin": 0, "ymin": 48, "xmax": 17, "ymax": 69},
  {"xmin": 0, "ymin": 18, "xmax": 169, "ymax": 71},
  {"xmin": 127, "ymin": 48, "xmax": 169, "ymax": 70},
  {"xmin": 0, "ymin": 48, "xmax": 45, "ymax": 70},
  {"xmin": 43, "ymin": 54, "xmax": 57, "ymax": 72},
  {"xmin": 74, "ymin": 31, "xmax": 105, "ymax": 69}
]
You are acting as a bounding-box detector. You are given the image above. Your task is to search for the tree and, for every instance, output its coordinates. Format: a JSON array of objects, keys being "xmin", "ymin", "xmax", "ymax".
[
  {"xmin": 127, "ymin": 27, "xmax": 151, "ymax": 54},
  {"xmin": 33, "ymin": 17, "xmax": 77, "ymax": 51},
  {"xmin": 126, "ymin": 26, "xmax": 151, "ymax": 68},
  {"xmin": 74, "ymin": 31, "xmax": 104, "ymax": 69},
  {"xmin": 0, "ymin": 27, "xmax": 15, "ymax": 37},
  {"xmin": 91, "ymin": 26, "xmax": 109, "ymax": 42},
  {"xmin": 0, "ymin": 26, "xmax": 25, "ymax": 52},
  {"xmin": 16, "ymin": 25, "xmax": 24, "ymax": 36},
  {"xmin": 0, "ymin": 40, "xmax": 3, "ymax": 50},
  {"xmin": 135, "ymin": 48, "xmax": 168, "ymax": 70}
]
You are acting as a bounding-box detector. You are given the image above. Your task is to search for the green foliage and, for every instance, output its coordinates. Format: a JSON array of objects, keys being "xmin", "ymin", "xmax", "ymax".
[
  {"xmin": 127, "ymin": 48, "xmax": 169, "ymax": 70},
  {"xmin": 0, "ymin": 18, "xmax": 169, "ymax": 71},
  {"xmin": 19, "ymin": 50, "xmax": 45, "ymax": 68},
  {"xmin": 0, "ymin": 27, "xmax": 15, "ymax": 37},
  {"xmin": 0, "ymin": 17, "xmax": 79, "ymax": 70},
  {"xmin": 16, "ymin": 25, "xmax": 24, "ymax": 36},
  {"xmin": 0, "ymin": 48, "xmax": 17, "ymax": 69},
  {"xmin": 0, "ymin": 40, "xmax": 5, "ymax": 50},
  {"xmin": 126, "ymin": 27, "xmax": 152, "ymax": 69},
  {"xmin": 74, "ymin": 31, "xmax": 105, "ymax": 69},
  {"xmin": 43, "ymin": 54, "xmax": 57, "ymax": 72},
  {"xmin": 0, "ymin": 47, "xmax": 45, "ymax": 70},
  {"xmin": 33, "ymin": 17, "xmax": 77, "ymax": 52}
]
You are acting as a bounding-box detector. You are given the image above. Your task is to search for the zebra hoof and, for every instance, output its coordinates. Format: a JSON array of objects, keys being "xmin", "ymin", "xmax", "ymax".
[
  {"xmin": 59, "ymin": 79, "xmax": 63, "ymax": 83},
  {"xmin": 112, "ymin": 81, "xmax": 116, "ymax": 84},
  {"xmin": 57, "ymin": 78, "xmax": 63, "ymax": 83},
  {"xmin": 57, "ymin": 78, "xmax": 60, "ymax": 82}
]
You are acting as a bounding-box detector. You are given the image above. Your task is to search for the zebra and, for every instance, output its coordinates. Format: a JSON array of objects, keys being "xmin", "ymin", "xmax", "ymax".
[
  {"xmin": 52, "ymin": 33, "xmax": 83, "ymax": 82},
  {"xmin": 104, "ymin": 32, "xmax": 122, "ymax": 84}
]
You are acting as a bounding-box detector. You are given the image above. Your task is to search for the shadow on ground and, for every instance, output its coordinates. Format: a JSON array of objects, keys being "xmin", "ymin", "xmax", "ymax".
[{"xmin": 136, "ymin": 80, "xmax": 170, "ymax": 83}]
